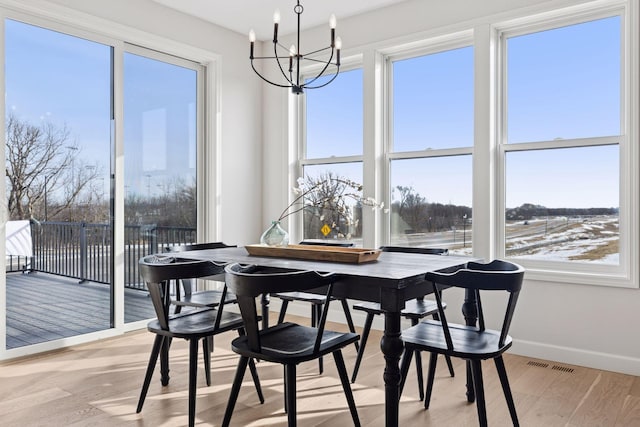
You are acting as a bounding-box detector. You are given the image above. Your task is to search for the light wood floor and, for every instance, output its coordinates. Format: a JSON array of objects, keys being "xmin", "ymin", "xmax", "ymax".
[{"xmin": 1, "ymin": 314, "xmax": 639, "ymax": 426}]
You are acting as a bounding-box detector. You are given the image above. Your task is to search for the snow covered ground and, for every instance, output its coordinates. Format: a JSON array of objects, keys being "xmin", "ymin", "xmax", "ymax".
[{"xmin": 505, "ymin": 216, "xmax": 619, "ymax": 264}]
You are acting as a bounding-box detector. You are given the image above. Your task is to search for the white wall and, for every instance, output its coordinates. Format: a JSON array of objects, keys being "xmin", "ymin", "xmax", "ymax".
[{"xmin": 261, "ymin": 0, "xmax": 640, "ymax": 376}]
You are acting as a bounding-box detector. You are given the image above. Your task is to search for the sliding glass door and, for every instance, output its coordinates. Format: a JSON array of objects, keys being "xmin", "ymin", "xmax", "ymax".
[
  {"xmin": 4, "ymin": 19, "xmax": 113, "ymax": 348},
  {"xmin": 122, "ymin": 47, "xmax": 201, "ymax": 323},
  {"xmin": 3, "ymin": 20, "xmax": 203, "ymax": 349}
]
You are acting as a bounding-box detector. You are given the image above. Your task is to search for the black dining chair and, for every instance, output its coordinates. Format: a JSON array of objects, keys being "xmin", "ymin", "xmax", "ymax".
[
  {"xmin": 136, "ymin": 255, "xmax": 263, "ymax": 427},
  {"xmin": 222, "ymin": 263, "xmax": 361, "ymax": 427},
  {"xmin": 165, "ymin": 242, "xmax": 238, "ymax": 313},
  {"xmin": 350, "ymin": 246, "xmax": 455, "ymax": 396},
  {"xmin": 165, "ymin": 242, "xmax": 238, "ymax": 386},
  {"xmin": 399, "ymin": 260, "xmax": 524, "ymax": 427},
  {"xmin": 270, "ymin": 240, "xmax": 359, "ymax": 374}
]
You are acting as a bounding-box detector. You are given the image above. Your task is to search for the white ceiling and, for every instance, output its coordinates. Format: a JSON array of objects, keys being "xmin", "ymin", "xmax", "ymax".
[{"xmin": 151, "ymin": 0, "xmax": 411, "ymax": 41}]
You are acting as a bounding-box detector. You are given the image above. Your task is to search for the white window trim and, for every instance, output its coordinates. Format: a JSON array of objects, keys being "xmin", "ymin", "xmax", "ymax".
[
  {"xmin": 293, "ymin": 55, "xmax": 365, "ymax": 244},
  {"xmin": 291, "ymin": 0, "xmax": 638, "ymax": 288},
  {"xmin": 494, "ymin": 1, "xmax": 638, "ymax": 288}
]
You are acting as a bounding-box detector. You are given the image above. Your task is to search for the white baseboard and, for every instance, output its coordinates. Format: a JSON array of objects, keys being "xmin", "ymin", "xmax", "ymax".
[{"xmin": 511, "ymin": 339, "xmax": 640, "ymax": 376}]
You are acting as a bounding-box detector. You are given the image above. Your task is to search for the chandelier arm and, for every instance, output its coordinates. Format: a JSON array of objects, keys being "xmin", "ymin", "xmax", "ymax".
[
  {"xmin": 301, "ymin": 50, "xmax": 335, "ymax": 87},
  {"xmin": 302, "ymin": 46, "xmax": 332, "ymax": 57},
  {"xmin": 273, "ymin": 41, "xmax": 296, "ymax": 86},
  {"xmin": 304, "ymin": 57, "xmax": 338, "ymax": 65},
  {"xmin": 276, "ymin": 41, "xmax": 291, "ymax": 51},
  {"xmin": 251, "ymin": 60, "xmax": 295, "ymax": 88},
  {"xmin": 303, "ymin": 66, "xmax": 340, "ymax": 89}
]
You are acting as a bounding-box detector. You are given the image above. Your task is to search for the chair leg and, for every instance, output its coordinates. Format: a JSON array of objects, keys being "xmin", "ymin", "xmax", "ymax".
[
  {"xmin": 248, "ymin": 358, "xmax": 265, "ymax": 404},
  {"xmin": 202, "ymin": 337, "xmax": 211, "ymax": 386},
  {"xmin": 415, "ymin": 350, "xmax": 424, "ymax": 401},
  {"xmin": 277, "ymin": 300, "xmax": 289, "ymax": 324},
  {"xmin": 445, "ymin": 355, "xmax": 455, "ymax": 377},
  {"xmin": 221, "ymin": 356, "xmax": 249, "ymax": 427},
  {"xmin": 495, "ymin": 356, "xmax": 519, "ymax": 426},
  {"xmin": 188, "ymin": 338, "xmax": 199, "ymax": 427},
  {"xmin": 236, "ymin": 328, "xmax": 264, "ymax": 404},
  {"xmin": 423, "ymin": 352, "xmax": 438, "ymax": 409},
  {"xmin": 137, "ymin": 334, "xmax": 163, "ymax": 413},
  {"xmin": 432, "ymin": 311, "xmax": 455, "ymax": 378},
  {"xmin": 283, "ymin": 365, "xmax": 289, "ymax": 413},
  {"xmin": 334, "ymin": 350, "xmax": 361, "ymax": 427},
  {"xmin": 340, "ymin": 299, "xmax": 359, "ymax": 351},
  {"xmin": 285, "ymin": 364, "xmax": 297, "ymax": 427},
  {"xmin": 398, "ymin": 346, "xmax": 414, "ymax": 398},
  {"xmin": 470, "ymin": 359, "xmax": 487, "ymax": 427},
  {"xmin": 409, "ymin": 319, "xmax": 424, "ymax": 400},
  {"xmin": 351, "ymin": 312, "xmax": 374, "ymax": 383},
  {"xmin": 313, "ymin": 304, "xmax": 324, "ymax": 374}
]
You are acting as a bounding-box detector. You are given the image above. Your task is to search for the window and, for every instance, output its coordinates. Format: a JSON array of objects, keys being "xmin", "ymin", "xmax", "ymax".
[
  {"xmin": 388, "ymin": 45, "xmax": 474, "ymax": 255},
  {"xmin": 293, "ymin": 1, "xmax": 637, "ymax": 286},
  {"xmin": 301, "ymin": 68, "xmax": 363, "ymax": 244},
  {"xmin": 501, "ymin": 15, "xmax": 623, "ymax": 269}
]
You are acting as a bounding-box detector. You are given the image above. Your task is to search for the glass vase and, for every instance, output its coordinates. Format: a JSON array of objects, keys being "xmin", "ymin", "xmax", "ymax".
[{"xmin": 260, "ymin": 220, "xmax": 289, "ymax": 246}]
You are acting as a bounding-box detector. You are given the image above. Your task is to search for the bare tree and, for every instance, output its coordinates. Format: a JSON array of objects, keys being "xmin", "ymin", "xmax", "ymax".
[
  {"xmin": 5, "ymin": 114, "xmax": 100, "ymax": 221},
  {"xmin": 394, "ymin": 185, "xmax": 428, "ymax": 232}
]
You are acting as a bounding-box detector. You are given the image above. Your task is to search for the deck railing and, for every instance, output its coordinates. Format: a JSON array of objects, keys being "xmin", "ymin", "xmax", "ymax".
[{"xmin": 24, "ymin": 221, "xmax": 195, "ymax": 289}]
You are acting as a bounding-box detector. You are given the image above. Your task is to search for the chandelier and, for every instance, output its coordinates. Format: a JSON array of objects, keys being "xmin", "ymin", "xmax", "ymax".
[{"xmin": 249, "ymin": 1, "xmax": 342, "ymax": 94}]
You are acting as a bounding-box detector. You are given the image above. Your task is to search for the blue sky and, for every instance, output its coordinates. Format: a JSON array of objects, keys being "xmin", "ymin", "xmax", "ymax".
[
  {"xmin": 5, "ymin": 15, "xmax": 621, "ymax": 210},
  {"xmin": 5, "ymin": 19, "xmax": 197, "ymax": 200},
  {"xmin": 306, "ymin": 16, "xmax": 620, "ymax": 209}
]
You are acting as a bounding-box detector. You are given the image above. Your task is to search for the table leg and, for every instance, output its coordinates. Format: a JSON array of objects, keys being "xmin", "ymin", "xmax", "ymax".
[
  {"xmin": 160, "ymin": 336, "xmax": 171, "ymax": 386},
  {"xmin": 462, "ymin": 288, "xmax": 478, "ymax": 402},
  {"xmin": 261, "ymin": 293, "xmax": 270, "ymax": 329},
  {"xmin": 381, "ymin": 311, "xmax": 403, "ymax": 427}
]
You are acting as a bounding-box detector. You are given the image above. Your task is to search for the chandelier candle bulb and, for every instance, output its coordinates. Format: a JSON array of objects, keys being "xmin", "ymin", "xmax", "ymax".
[
  {"xmin": 249, "ymin": 29, "xmax": 255, "ymax": 58},
  {"xmin": 273, "ymin": 9, "xmax": 280, "ymax": 42},
  {"xmin": 289, "ymin": 45, "xmax": 296, "ymax": 72},
  {"xmin": 329, "ymin": 14, "xmax": 336, "ymax": 46},
  {"xmin": 336, "ymin": 37, "xmax": 342, "ymax": 65}
]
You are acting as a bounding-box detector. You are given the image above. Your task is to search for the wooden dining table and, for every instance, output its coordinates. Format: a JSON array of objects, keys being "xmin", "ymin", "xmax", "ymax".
[{"xmin": 176, "ymin": 246, "xmax": 479, "ymax": 427}]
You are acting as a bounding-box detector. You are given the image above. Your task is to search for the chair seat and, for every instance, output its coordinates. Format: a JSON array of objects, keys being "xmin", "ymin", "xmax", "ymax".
[
  {"xmin": 147, "ymin": 309, "xmax": 246, "ymax": 340},
  {"xmin": 271, "ymin": 291, "xmax": 328, "ymax": 304},
  {"xmin": 231, "ymin": 322, "xmax": 359, "ymax": 364},
  {"xmin": 353, "ymin": 299, "xmax": 444, "ymax": 318},
  {"xmin": 173, "ymin": 290, "xmax": 238, "ymax": 307},
  {"xmin": 402, "ymin": 320, "xmax": 513, "ymax": 360}
]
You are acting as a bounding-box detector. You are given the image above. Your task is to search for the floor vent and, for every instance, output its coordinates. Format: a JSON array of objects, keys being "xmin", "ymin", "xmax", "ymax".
[
  {"xmin": 527, "ymin": 361, "xmax": 549, "ymax": 368},
  {"xmin": 551, "ymin": 365, "xmax": 574, "ymax": 373}
]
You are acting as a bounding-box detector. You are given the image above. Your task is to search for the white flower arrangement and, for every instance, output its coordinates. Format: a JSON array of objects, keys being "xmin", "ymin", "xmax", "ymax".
[{"xmin": 278, "ymin": 173, "xmax": 387, "ymax": 239}]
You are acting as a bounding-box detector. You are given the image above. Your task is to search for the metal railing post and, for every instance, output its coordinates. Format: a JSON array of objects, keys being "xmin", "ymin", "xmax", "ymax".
[{"xmin": 79, "ymin": 222, "xmax": 87, "ymax": 283}]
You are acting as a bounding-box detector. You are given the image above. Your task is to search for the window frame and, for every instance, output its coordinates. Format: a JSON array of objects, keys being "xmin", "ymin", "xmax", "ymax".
[
  {"xmin": 291, "ymin": 0, "xmax": 638, "ymax": 288},
  {"xmin": 495, "ymin": 3, "xmax": 638, "ymax": 287},
  {"xmin": 293, "ymin": 56, "xmax": 365, "ymax": 244},
  {"xmin": 382, "ymin": 33, "xmax": 475, "ymax": 252}
]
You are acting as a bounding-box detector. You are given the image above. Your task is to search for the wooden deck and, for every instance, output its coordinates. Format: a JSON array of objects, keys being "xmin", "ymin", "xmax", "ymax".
[{"xmin": 5, "ymin": 272, "xmax": 156, "ymax": 349}]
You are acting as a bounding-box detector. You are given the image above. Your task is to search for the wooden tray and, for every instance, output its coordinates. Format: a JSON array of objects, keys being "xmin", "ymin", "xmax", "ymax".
[{"xmin": 245, "ymin": 244, "xmax": 381, "ymax": 264}]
